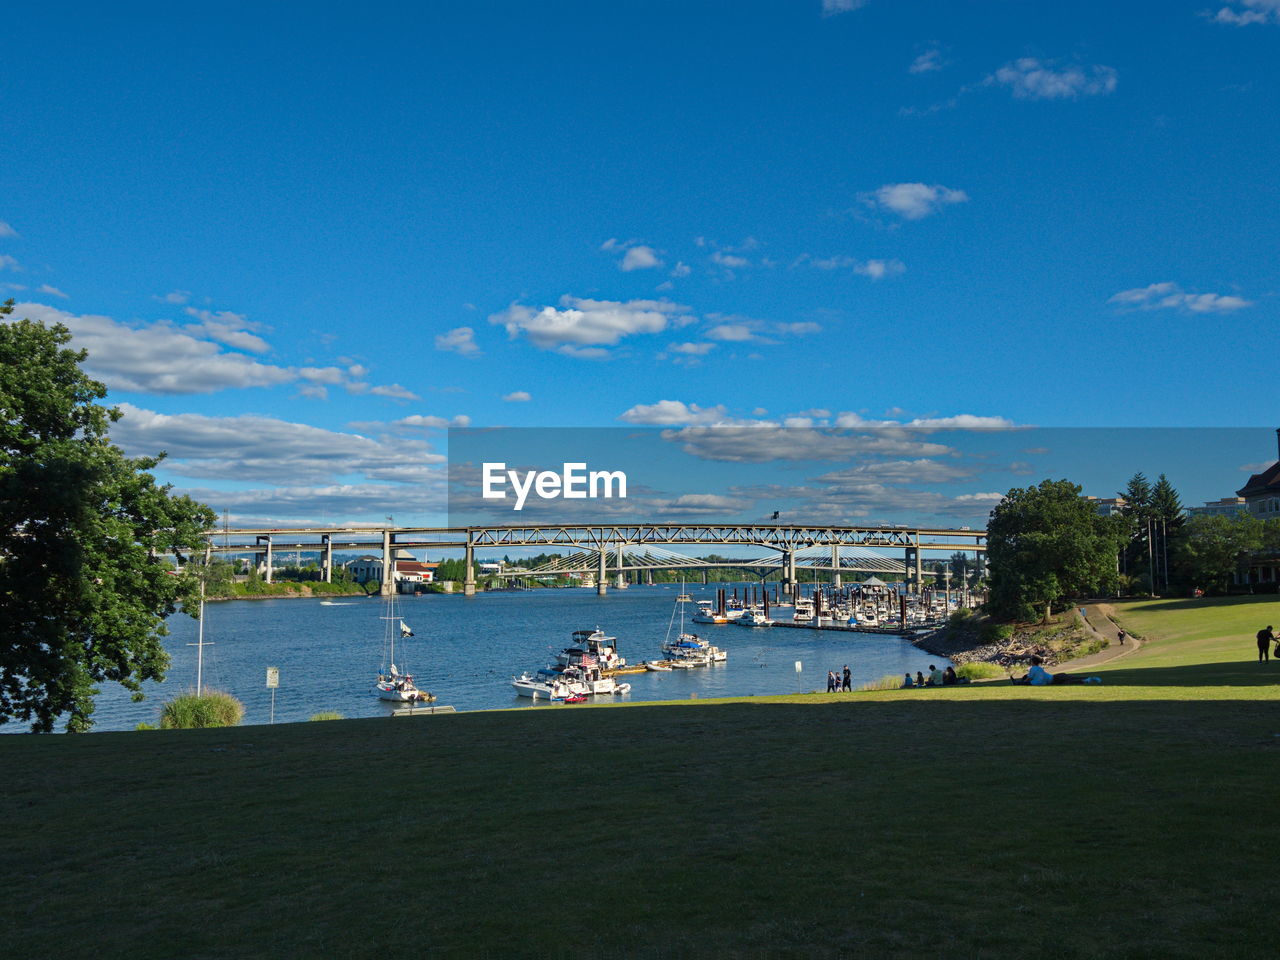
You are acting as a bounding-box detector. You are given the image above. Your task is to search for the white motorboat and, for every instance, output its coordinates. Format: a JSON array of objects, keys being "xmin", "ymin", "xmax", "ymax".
[
  {"xmin": 734, "ymin": 606, "xmax": 773, "ymax": 627},
  {"xmin": 511, "ymin": 671, "xmax": 586, "ymax": 700},
  {"xmin": 645, "ymin": 661, "xmax": 672, "ymax": 672},
  {"xmin": 555, "ymin": 628, "xmax": 626, "ymax": 671}
]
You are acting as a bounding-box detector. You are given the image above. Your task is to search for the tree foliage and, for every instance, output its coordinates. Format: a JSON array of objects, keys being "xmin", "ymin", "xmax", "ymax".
[
  {"xmin": 0, "ymin": 304, "xmax": 215, "ymax": 731},
  {"xmin": 985, "ymin": 479, "xmax": 1124, "ymax": 622},
  {"xmin": 1174, "ymin": 514, "xmax": 1280, "ymax": 594}
]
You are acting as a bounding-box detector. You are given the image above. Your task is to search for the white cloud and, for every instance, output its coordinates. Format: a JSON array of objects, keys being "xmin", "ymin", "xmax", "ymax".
[
  {"xmin": 987, "ymin": 58, "xmax": 1118, "ymax": 100},
  {"xmin": 1213, "ymin": 2, "xmax": 1280, "ymax": 25},
  {"xmin": 670, "ymin": 262, "xmax": 692, "ymax": 278},
  {"xmin": 37, "ymin": 284, "xmax": 69, "ymax": 299},
  {"xmin": 489, "ymin": 296, "xmax": 692, "ymax": 354},
  {"xmin": 157, "ymin": 290, "xmax": 191, "ymax": 304},
  {"xmin": 1109, "ymin": 282, "xmax": 1252, "ymax": 314},
  {"xmin": 0, "ymin": 255, "xmax": 21, "ymax": 271},
  {"xmin": 110, "ymin": 404, "xmax": 445, "ymax": 486},
  {"xmin": 4, "ymin": 302, "xmax": 409, "ymax": 398},
  {"xmin": 857, "ymin": 259, "xmax": 906, "ymax": 280},
  {"xmin": 621, "ymin": 245, "xmax": 662, "ymax": 271},
  {"xmin": 618, "ymin": 400, "xmax": 730, "ymax": 426},
  {"xmin": 9, "ymin": 302, "xmax": 295, "ymax": 394},
  {"xmin": 300, "ymin": 366, "xmax": 346, "ymax": 385},
  {"xmin": 502, "ymin": 390, "xmax": 532, "ymax": 402},
  {"xmin": 369, "ymin": 383, "xmax": 420, "ymax": 401},
  {"xmin": 670, "ymin": 342, "xmax": 716, "ymax": 356},
  {"xmin": 909, "ymin": 50, "xmax": 944, "ymax": 74},
  {"xmin": 183, "ymin": 307, "xmax": 271, "ymax": 353},
  {"xmin": 435, "ymin": 326, "xmax": 480, "ymax": 355},
  {"xmin": 392, "ymin": 414, "xmax": 471, "ymax": 429},
  {"xmin": 775, "ymin": 322, "xmax": 822, "ymax": 336},
  {"xmin": 861, "ymin": 182, "xmax": 969, "ymax": 220},
  {"xmin": 822, "ymin": 0, "xmax": 867, "ymax": 15},
  {"xmin": 705, "ymin": 323, "xmax": 756, "ymax": 342},
  {"xmin": 805, "ymin": 255, "xmax": 906, "ymax": 278},
  {"xmin": 711, "ymin": 251, "xmax": 750, "ymax": 269},
  {"xmin": 0, "ymin": 221, "xmax": 18, "ymax": 238}
]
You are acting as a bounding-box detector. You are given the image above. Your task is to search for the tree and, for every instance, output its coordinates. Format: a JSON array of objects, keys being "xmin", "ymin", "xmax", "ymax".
[
  {"xmin": 0, "ymin": 304, "xmax": 215, "ymax": 731},
  {"xmin": 1174, "ymin": 514, "xmax": 1266, "ymax": 595},
  {"xmin": 985, "ymin": 479, "xmax": 1124, "ymax": 622}
]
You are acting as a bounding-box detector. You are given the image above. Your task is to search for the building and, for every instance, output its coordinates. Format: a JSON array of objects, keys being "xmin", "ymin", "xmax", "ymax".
[
  {"xmin": 1084, "ymin": 496, "xmax": 1127, "ymax": 517},
  {"xmin": 345, "ymin": 551, "xmax": 438, "ymax": 587},
  {"xmin": 1236, "ymin": 430, "xmax": 1280, "ymax": 517},
  {"xmin": 1186, "ymin": 497, "xmax": 1249, "ymax": 518}
]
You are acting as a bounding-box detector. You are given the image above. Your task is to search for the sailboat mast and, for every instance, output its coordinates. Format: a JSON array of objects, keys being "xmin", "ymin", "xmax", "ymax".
[{"xmin": 196, "ymin": 578, "xmax": 205, "ymax": 695}]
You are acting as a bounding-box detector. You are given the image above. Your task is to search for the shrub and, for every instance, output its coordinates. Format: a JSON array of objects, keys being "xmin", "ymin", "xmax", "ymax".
[
  {"xmin": 980, "ymin": 622, "xmax": 1014, "ymax": 644},
  {"xmin": 955, "ymin": 662, "xmax": 1006, "ymax": 681},
  {"xmin": 159, "ymin": 690, "xmax": 245, "ymax": 729},
  {"xmin": 135, "ymin": 722, "xmax": 157, "ymax": 731},
  {"xmin": 948, "ymin": 608, "xmax": 973, "ymax": 626},
  {"xmin": 860, "ymin": 674, "xmax": 908, "ymax": 691},
  {"xmin": 308, "ymin": 711, "xmax": 344, "ymax": 721}
]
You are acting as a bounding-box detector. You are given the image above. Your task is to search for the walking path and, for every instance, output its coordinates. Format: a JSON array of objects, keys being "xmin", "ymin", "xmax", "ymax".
[{"xmin": 1057, "ymin": 601, "xmax": 1144, "ymax": 671}]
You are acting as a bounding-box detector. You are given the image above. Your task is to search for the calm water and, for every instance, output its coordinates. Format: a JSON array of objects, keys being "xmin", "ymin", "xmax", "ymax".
[{"xmin": 74, "ymin": 584, "xmax": 949, "ymax": 731}]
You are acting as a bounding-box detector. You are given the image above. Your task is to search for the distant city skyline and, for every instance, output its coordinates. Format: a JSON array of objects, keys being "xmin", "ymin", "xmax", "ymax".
[{"xmin": 3, "ymin": 2, "xmax": 1276, "ymax": 524}]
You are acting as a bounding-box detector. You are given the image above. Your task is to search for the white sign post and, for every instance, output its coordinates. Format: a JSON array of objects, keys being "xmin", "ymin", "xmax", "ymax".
[{"xmin": 266, "ymin": 667, "xmax": 279, "ymax": 723}]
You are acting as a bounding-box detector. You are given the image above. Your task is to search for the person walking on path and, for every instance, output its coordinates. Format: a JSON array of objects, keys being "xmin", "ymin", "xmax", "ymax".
[
  {"xmin": 1257, "ymin": 626, "xmax": 1275, "ymax": 663},
  {"xmin": 841, "ymin": 665, "xmax": 852, "ymax": 692},
  {"xmin": 1117, "ymin": 628, "xmax": 1126, "ymax": 645},
  {"xmin": 826, "ymin": 670, "xmax": 837, "ymax": 692}
]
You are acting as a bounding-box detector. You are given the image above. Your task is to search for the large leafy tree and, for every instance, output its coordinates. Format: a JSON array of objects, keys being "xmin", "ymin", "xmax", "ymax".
[
  {"xmin": 1173, "ymin": 514, "xmax": 1276, "ymax": 595},
  {"xmin": 986, "ymin": 479, "xmax": 1124, "ymax": 622},
  {"xmin": 0, "ymin": 303, "xmax": 215, "ymax": 731}
]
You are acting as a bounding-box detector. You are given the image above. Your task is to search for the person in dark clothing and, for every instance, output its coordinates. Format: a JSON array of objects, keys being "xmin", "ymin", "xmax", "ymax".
[
  {"xmin": 841, "ymin": 665, "xmax": 851, "ymax": 692},
  {"xmin": 1257, "ymin": 626, "xmax": 1275, "ymax": 663},
  {"xmin": 1117, "ymin": 629, "xmax": 1127, "ymax": 645},
  {"xmin": 826, "ymin": 670, "xmax": 837, "ymax": 692}
]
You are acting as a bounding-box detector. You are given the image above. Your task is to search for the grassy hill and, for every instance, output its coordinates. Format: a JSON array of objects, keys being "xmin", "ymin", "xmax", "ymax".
[{"xmin": 3, "ymin": 597, "xmax": 1278, "ymax": 958}]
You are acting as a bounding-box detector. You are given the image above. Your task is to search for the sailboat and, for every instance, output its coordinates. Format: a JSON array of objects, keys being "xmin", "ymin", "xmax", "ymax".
[{"xmin": 373, "ymin": 589, "xmax": 426, "ymax": 701}]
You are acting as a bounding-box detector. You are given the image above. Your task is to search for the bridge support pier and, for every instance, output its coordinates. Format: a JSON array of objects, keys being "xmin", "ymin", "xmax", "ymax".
[
  {"xmin": 831, "ymin": 544, "xmax": 842, "ymax": 589},
  {"xmin": 646, "ymin": 569, "xmax": 654, "ymax": 586},
  {"xmin": 322, "ymin": 534, "xmax": 333, "ymax": 583},
  {"xmin": 381, "ymin": 529, "xmax": 394, "ymax": 597},
  {"xmin": 464, "ymin": 537, "xmax": 476, "ymax": 596},
  {"xmin": 257, "ymin": 535, "xmax": 274, "ymax": 583},
  {"xmin": 701, "ymin": 569, "xmax": 709, "ymax": 585},
  {"xmin": 597, "ymin": 546, "xmax": 608, "ymax": 596},
  {"xmin": 781, "ymin": 549, "xmax": 795, "ymax": 597},
  {"xmin": 614, "ymin": 543, "xmax": 626, "ymax": 589}
]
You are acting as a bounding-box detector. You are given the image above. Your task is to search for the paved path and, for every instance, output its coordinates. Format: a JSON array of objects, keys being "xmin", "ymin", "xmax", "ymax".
[{"xmin": 1057, "ymin": 601, "xmax": 1144, "ymax": 672}]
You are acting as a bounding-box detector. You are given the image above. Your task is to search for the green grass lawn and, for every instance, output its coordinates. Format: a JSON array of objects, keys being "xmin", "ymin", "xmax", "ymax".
[{"xmin": 3, "ymin": 596, "xmax": 1279, "ymax": 958}]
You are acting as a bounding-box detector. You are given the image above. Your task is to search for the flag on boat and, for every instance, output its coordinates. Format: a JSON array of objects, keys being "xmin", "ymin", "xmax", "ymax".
[
  {"xmin": 580, "ymin": 653, "xmax": 598, "ymax": 666},
  {"xmin": 400, "ymin": 620, "xmax": 414, "ymax": 637}
]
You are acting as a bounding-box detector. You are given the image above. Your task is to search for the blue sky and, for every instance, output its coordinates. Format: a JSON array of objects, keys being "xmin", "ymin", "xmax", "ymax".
[{"xmin": 3, "ymin": 1, "xmax": 1278, "ymax": 525}]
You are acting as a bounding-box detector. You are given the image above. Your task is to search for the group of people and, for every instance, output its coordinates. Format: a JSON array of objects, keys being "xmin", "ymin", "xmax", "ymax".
[
  {"xmin": 825, "ymin": 666, "xmax": 852, "ymax": 692},
  {"xmin": 902, "ymin": 664, "xmax": 964, "ymax": 687}
]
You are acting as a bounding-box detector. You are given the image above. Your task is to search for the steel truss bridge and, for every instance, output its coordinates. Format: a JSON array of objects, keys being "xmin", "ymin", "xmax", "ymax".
[{"xmin": 199, "ymin": 523, "xmax": 986, "ymax": 597}]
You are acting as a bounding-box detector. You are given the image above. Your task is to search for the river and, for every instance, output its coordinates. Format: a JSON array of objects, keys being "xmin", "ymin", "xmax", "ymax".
[{"xmin": 70, "ymin": 584, "xmax": 950, "ymax": 731}]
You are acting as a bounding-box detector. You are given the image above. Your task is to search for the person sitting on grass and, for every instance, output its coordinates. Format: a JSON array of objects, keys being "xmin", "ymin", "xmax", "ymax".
[
  {"xmin": 902, "ymin": 672, "xmax": 914, "ymax": 688},
  {"xmin": 927, "ymin": 664, "xmax": 944, "ymax": 686},
  {"xmin": 943, "ymin": 666, "xmax": 958, "ymax": 685},
  {"xmin": 1012, "ymin": 655, "xmax": 1054, "ymax": 685},
  {"xmin": 915, "ymin": 670, "xmax": 926, "ymax": 688}
]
